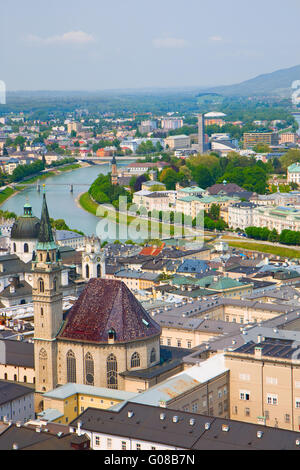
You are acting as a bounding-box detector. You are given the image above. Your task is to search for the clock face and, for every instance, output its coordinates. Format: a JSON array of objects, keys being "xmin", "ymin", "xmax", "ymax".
[{"xmin": 85, "ymin": 256, "xmax": 89, "ymax": 262}]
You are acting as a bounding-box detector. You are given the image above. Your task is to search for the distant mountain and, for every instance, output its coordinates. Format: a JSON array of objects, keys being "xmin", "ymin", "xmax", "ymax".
[{"xmin": 206, "ymin": 64, "xmax": 300, "ymax": 97}]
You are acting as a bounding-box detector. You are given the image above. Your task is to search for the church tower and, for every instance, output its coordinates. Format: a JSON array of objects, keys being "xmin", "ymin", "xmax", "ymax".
[
  {"xmin": 32, "ymin": 193, "xmax": 63, "ymax": 393},
  {"xmin": 111, "ymin": 155, "xmax": 118, "ymax": 185},
  {"xmin": 82, "ymin": 235, "xmax": 105, "ymax": 280}
]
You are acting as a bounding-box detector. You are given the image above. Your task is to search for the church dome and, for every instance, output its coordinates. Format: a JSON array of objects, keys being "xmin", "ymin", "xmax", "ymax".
[{"xmin": 11, "ymin": 203, "xmax": 40, "ymax": 240}]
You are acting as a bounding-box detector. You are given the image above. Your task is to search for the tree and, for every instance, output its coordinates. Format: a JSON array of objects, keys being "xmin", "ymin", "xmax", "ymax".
[
  {"xmin": 209, "ymin": 204, "xmax": 220, "ymax": 220},
  {"xmin": 280, "ymin": 149, "xmax": 300, "ymax": 170},
  {"xmin": 159, "ymin": 168, "xmax": 180, "ymax": 190}
]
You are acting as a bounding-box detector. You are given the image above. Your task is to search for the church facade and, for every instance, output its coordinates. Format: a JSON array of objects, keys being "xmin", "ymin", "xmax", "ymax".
[{"xmin": 33, "ymin": 194, "xmax": 161, "ymax": 396}]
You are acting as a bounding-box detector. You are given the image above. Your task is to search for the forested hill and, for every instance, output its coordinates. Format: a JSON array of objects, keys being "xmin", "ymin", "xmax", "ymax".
[{"xmin": 206, "ymin": 64, "xmax": 300, "ymax": 97}]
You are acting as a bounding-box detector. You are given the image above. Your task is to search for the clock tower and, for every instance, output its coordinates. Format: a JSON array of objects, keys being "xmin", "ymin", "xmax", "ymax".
[{"xmin": 82, "ymin": 235, "xmax": 105, "ymax": 280}]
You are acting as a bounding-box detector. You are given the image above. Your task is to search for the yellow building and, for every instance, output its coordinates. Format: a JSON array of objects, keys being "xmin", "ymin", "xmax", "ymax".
[
  {"xmin": 38, "ymin": 383, "xmax": 136, "ymax": 425},
  {"xmin": 225, "ymin": 338, "xmax": 300, "ymax": 432}
]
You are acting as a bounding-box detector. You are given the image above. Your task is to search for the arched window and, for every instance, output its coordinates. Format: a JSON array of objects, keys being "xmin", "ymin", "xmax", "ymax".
[
  {"xmin": 53, "ymin": 277, "xmax": 57, "ymax": 292},
  {"xmin": 40, "ymin": 253, "xmax": 43, "ymax": 261},
  {"xmin": 150, "ymin": 348, "xmax": 156, "ymax": 363},
  {"xmin": 13, "ymin": 243, "xmax": 16, "ymax": 253},
  {"xmin": 24, "ymin": 376, "xmax": 27, "ymax": 383},
  {"xmin": 66, "ymin": 350, "xmax": 76, "ymax": 383},
  {"xmin": 14, "ymin": 374, "xmax": 17, "ymax": 381},
  {"xmin": 85, "ymin": 352, "xmax": 94, "ymax": 385},
  {"xmin": 107, "ymin": 354, "xmax": 118, "ymax": 389},
  {"xmin": 39, "ymin": 278, "xmax": 44, "ymax": 293},
  {"xmin": 41, "ymin": 307, "xmax": 44, "ymax": 317},
  {"xmin": 4, "ymin": 373, "xmax": 7, "ymax": 380},
  {"xmin": 131, "ymin": 352, "xmax": 140, "ymax": 368},
  {"xmin": 97, "ymin": 264, "xmax": 101, "ymax": 277},
  {"xmin": 39, "ymin": 348, "xmax": 47, "ymax": 383},
  {"xmin": 85, "ymin": 264, "xmax": 89, "ymax": 278},
  {"xmin": 24, "ymin": 243, "xmax": 29, "ymax": 253},
  {"xmin": 108, "ymin": 328, "xmax": 116, "ymax": 341}
]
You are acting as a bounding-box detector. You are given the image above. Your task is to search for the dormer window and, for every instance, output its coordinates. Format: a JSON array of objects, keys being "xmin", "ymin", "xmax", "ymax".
[{"xmin": 108, "ymin": 328, "xmax": 116, "ymax": 341}]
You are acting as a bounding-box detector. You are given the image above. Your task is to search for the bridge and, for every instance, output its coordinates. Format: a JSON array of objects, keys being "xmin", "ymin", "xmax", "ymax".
[{"xmin": 13, "ymin": 182, "xmax": 91, "ymax": 193}]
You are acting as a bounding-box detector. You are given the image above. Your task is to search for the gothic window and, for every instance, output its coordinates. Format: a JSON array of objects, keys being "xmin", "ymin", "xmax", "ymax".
[
  {"xmin": 24, "ymin": 243, "xmax": 29, "ymax": 253},
  {"xmin": 131, "ymin": 352, "xmax": 140, "ymax": 368},
  {"xmin": 150, "ymin": 348, "xmax": 156, "ymax": 363},
  {"xmin": 39, "ymin": 348, "xmax": 47, "ymax": 382},
  {"xmin": 66, "ymin": 350, "xmax": 76, "ymax": 383},
  {"xmin": 85, "ymin": 264, "xmax": 89, "ymax": 278},
  {"xmin": 107, "ymin": 354, "xmax": 118, "ymax": 389},
  {"xmin": 85, "ymin": 352, "xmax": 94, "ymax": 385},
  {"xmin": 39, "ymin": 278, "xmax": 44, "ymax": 293},
  {"xmin": 97, "ymin": 264, "xmax": 101, "ymax": 277}
]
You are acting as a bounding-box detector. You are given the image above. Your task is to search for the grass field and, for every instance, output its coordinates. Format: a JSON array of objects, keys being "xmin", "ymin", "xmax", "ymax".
[
  {"xmin": 0, "ymin": 187, "xmax": 16, "ymax": 204},
  {"xmin": 78, "ymin": 192, "xmax": 204, "ymax": 239},
  {"xmin": 56, "ymin": 164, "xmax": 81, "ymax": 172},
  {"xmin": 228, "ymin": 241, "xmax": 300, "ymax": 259}
]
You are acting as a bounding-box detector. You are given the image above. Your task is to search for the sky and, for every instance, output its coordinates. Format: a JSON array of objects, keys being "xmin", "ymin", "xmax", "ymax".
[{"xmin": 1, "ymin": 0, "xmax": 300, "ymax": 91}]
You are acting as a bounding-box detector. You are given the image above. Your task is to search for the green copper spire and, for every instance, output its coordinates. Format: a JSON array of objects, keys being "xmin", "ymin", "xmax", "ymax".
[{"xmin": 36, "ymin": 193, "xmax": 57, "ymax": 251}]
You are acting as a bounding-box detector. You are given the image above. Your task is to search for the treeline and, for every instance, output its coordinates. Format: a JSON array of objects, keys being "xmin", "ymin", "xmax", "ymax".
[
  {"xmin": 88, "ymin": 173, "xmax": 131, "ymax": 209},
  {"xmin": 245, "ymin": 226, "xmax": 300, "ymax": 246},
  {"xmin": 50, "ymin": 218, "xmax": 85, "ymax": 236},
  {"xmin": 10, "ymin": 159, "xmax": 45, "ymax": 182}
]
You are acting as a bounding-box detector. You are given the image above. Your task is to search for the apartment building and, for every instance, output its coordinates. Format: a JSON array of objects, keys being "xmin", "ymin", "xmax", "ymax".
[
  {"xmin": 160, "ymin": 118, "xmax": 183, "ymax": 130},
  {"xmin": 279, "ymin": 133, "xmax": 298, "ymax": 145},
  {"xmin": 225, "ymin": 335, "xmax": 300, "ymax": 432},
  {"xmin": 243, "ymin": 131, "xmax": 279, "ymax": 149}
]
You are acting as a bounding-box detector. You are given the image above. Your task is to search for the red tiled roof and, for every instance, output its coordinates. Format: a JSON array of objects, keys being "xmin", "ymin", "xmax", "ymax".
[
  {"xmin": 140, "ymin": 243, "xmax": 165, "ymax": 257},
  {"xmin": 58, "ymin": 279, "xmax": 161, "ymax": 343}
]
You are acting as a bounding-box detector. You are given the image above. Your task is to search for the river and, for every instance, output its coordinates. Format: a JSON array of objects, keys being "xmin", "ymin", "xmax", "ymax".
[{"xmin": 0, "ymin": 161, "xmax": 149, "ymax": 242}]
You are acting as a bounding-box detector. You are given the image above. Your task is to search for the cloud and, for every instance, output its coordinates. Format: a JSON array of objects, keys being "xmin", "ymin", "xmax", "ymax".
[
  {"xmin": 152, "ymin": 36, "xmax": 189, "ymax": 49},
  {"xmin": 209, "ymin": 36, "xmax": 223, "ymax": 42},
  {"xmin": 26, "ymin": 31, "xmax": 95, "ymax": 45}
]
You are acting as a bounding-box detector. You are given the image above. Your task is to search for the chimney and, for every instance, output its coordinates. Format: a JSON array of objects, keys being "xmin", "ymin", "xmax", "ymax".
[
  {"xmin": 76, "ymin": 420, "xmax": 82, "ymax": 436},
  {"xmin": 254, "ymin": 346, "xmax": 263, "ymax": 359}
]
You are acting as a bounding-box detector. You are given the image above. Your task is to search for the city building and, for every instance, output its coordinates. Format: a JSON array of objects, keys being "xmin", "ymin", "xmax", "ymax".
[
  {"xmin": 228, "ymin": 202, "xmax": 257, "ymax": 230},
  {"xmin": 253, "ymin": 206, "xmax": 300, "ymax": 232},
  {"xmin": 160, "ymin": 118, "xmax": 183, "ymax": 130},
  {"xmin": 0, "ymin": 380, "xmax": 35, "ymax": 423},
  {"xmin": 39, "ymin": 383, "xmax": 136, "ymax": 425},
  {"xmin": 164, "ymin": 135, "xmax": 190, "ymax": 150},
  {"xmin": 204, "ymin": 112, "xmax": 226, "ymax": 127},
  {"xmin": 198, "ymin": 114, "xmax": 205, "ymax": 153},
  {"xmin": 287, "ymin": 163, "xmax": 300, "ymax": 185},
  {"xmin": 69, "ymin": 401, "xmax": 300, "ymax": 450},
  {"xmin": 243, "ymin": 131, "xmax": 279, "ymax": 149},
  {"xmin": 225, "ymin": 335, "xmax": 300, "ymax": 431}
]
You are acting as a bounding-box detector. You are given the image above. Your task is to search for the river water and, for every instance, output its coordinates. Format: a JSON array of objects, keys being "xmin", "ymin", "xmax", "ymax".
[{"xmin": 0, "ymin": 161, "xmax": 149, "ymax": 241}]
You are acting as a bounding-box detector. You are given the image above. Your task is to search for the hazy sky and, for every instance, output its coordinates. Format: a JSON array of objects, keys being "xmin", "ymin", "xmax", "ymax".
[{"xmin": 1, "ymin": 0, "xmax": 300, "ymax": 91}]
